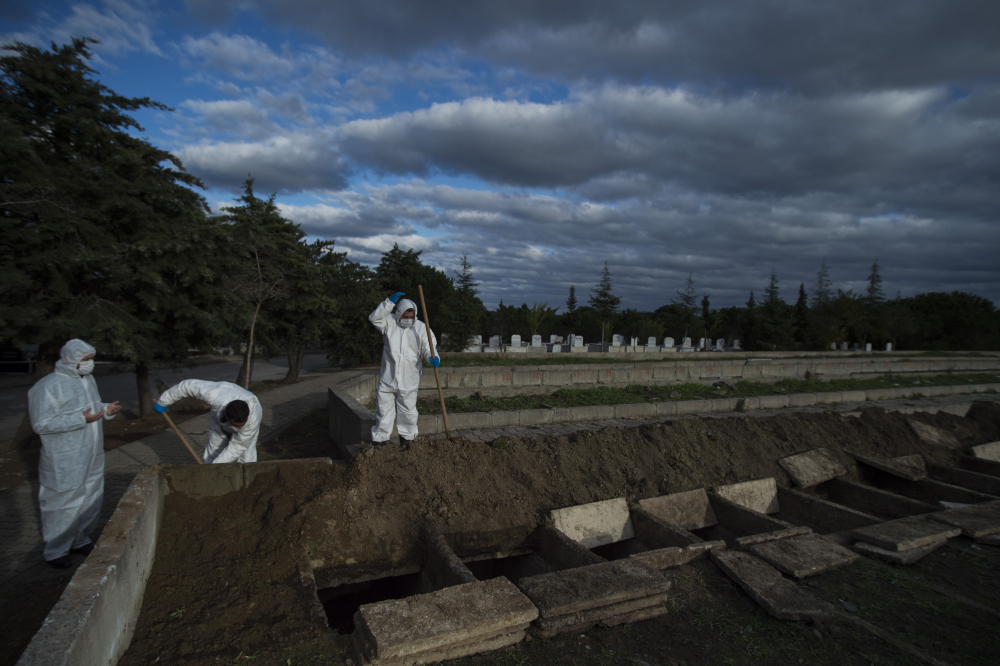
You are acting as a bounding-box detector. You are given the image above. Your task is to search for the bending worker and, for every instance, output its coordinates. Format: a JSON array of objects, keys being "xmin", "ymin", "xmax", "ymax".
[
  {"xmin": 369, "ymin": 292, "xmax": 439, "ymax": 443},
  {"xmin": 154, "ymin": 380, "xmax": 262, "ymax": 464},
  {"xmin": 28, "ymin": 339, "xmax": 122, "ymax": 569}
]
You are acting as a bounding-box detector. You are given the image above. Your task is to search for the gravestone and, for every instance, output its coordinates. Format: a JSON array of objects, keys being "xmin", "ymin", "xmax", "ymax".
[
  {"xmin": 572, "ymin": 335, "xmax": 584, "ymax": 348},
  {"xmin": 612, "ymin": 334, "xmax": 624, "ymax": 346},
  {"xmin": 830, "ymin": 343, "xmax": 837, "ymax": 351},
  {"xmin": 648, "ymin": 337, "xmax": 657, "ymax": 347},
  {"xmin": 664, "ymin": 337, "xmax": 674, "ymax": 348},
  {"xmin": 488, "ymin": 335, "xmax": 500, "ymax": 348},
  {"xmin": 840, "ymin": 342, "xmax": 849, "ymax": 351},
  {"xmin": 531, "ymin": 335, "xmax": 543, "ymax": 347},
  {"xmin": 886, "ymin": 343, "xmax": 893, "ymax": 351},
  {"xmin": 631, "ymin": 336, "xmax": 639, "ymax": 347},
  {"xmin": 511, "ymin": 334, "xmax": 522, "ymax": 347},
  {"xmin": 464, "ymin": 335, "xmax": 483, "ymax": 352},
  {"xmin": 716, "ymin": 339, "xmax": 725, "ymax": 351},
  {"xmin": 865, "ymin": 343, "xmax": 872, "ymax": 352},
  {"xmin": 698, "ymin": 338, "xmax": 705, "ymax": 349},
  {"xmin": 550, "ymin": 335, "xmax": 558, "ymax": 344},
  {"xmin": 733, "ymin": 340, "xmax": 742, "ymax": 350},
  {"xmin": 681, "ymin": 337, "xmax": 692, "ymax": 349}
]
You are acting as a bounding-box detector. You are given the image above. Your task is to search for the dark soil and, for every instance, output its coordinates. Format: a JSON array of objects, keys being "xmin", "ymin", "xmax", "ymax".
[{"xmin": 115, "ymin": 402, "xmax": 1000, "ymax": 666}]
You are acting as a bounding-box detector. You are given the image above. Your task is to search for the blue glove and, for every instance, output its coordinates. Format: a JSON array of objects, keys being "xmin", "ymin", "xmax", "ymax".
[
  {"xmin": 153, "ymin": 403, "xmax": 168, "ymax": 414},
  {"xmin": 389, "ymin": 292, "xmax": 405, "ymax": 304},
  {"xmin": 430, "ymin": 356, "xmax": 440, "ymax": 368}
]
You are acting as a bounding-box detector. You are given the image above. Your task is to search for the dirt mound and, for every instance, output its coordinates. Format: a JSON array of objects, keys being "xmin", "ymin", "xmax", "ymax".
[{"xmin": 118, "ymin": 403, "xmax": 1000, "ymax": 665}]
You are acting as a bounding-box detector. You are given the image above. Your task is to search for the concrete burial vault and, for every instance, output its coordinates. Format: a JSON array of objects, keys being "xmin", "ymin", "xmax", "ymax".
[{"xmin": 19, "ymin": 444, "xmax": 1000, "ymax": 666}]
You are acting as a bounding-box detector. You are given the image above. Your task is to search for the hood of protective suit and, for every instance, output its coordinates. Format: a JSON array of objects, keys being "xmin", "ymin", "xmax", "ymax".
[
  {"xmin": 56, "ymin": 339, "xmax": 96, "ymax": 376},
  {"xmin": 394, "ymin": 298, "xmax": 418, "ymax": 323}
]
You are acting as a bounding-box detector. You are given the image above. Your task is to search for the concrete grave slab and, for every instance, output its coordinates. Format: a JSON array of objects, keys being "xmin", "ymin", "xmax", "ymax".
[
  {"xmin": 749, "ymin": 534, "xmax": 860, "ymax": 578},
  {"xmin": 637, "ymin": 489, "xmax": 717, "ymax": 530},
  {"xmin": 535, "ymin": 601, "xmax": 670, "ymax": 639},
  {"xmin": 928, "ymin": 465, "xmax": 1000, "ymax": 496},
  {"xmin": 853, "ymin": 539, "xmax": 947, "ymax": 565},
  {"xmin": 778, "ymin": 448, "xmax": 846, "ymax": 488},
  {"xmin": 517, "ymin": 559, "xmax": 670, "ymax": 619},
  {"xmin": 851, "ymin": 515, "xmax": 961, "ymax": 552},
  {"xmin": 890, "ymin": 455, "xmax": 928, "ymax": 479},
  {"xmin": 976, "ymin": 533, "xmax": 1000, "ymax": 546},
  {"xmin": 551, "ymin": 497, "xmax": 635, "ymax": 548},
  {"xmin": 927, "ymin": 499, "xmax": 1000, "ymax": 538},
  {"xmin": 710, "ymin": 550, "xmax": 833, "ymax": 621},
  {"xmin": 535, "ymin": 591, "xmax": 670, "ymax": 632},
  {"xmin": 735, "ymin": 526, "xmax": 812, "ymax": 549},
  {"xmin": 714, "ymin": 477, "xmax": 779, "ymax": 514},
  {"xmin": 907, "ymin": 419, "xmax": 961, "ymax": 449},
  {"xmin": 353, "ymin": 577, "xmax": 536, "ymax": 662},
  {"xmin": 629, "ymin": 541, "xmax": 726, "ymax": 570},
  {"xmin": 971, "ymin": 441, "xmax": 1000, "ymax": 462},
  {"xmin": 848, "ymin": 451, "xmax": 926, "ymax": 481},
  {"xmin": 353, "ymin": 629, "xmax": 525, "ymax": 666}
]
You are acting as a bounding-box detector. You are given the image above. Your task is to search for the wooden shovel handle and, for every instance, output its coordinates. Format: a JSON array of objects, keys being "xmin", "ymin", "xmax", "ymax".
[
  {"xmin": 162, "ymin": 412, "xmax": 204, "ymax": 464},
  {"xmin": 417, "ymin": 285, "xmax": 452, "ymax": 438}
]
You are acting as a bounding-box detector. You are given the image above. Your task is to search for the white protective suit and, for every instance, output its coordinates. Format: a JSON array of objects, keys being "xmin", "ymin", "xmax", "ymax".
[
  {"xmin": 369, "ymin": 297, "xmax": 436, "ymax": 441},
  {"xmin": 28, "ymin": 339, "xmax": 114, "ymax": 561},
  {"xmin": 156, "ymin": 380, "xmax": 263, "ymax": 464}
]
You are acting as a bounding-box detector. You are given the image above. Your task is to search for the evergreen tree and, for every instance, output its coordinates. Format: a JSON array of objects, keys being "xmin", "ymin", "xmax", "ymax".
[
  {"xmin": 866, "ymin": 258, "xmax": 885, "ymax": 307},
  {"xmin": 588, "ymin": 262, "xmax": 621, "ymax": 343},
  {"xmin": 449, "ymin": 254, "xmax": 485, "ymax": 351},
  {"xmin": 700, "ymin": 294, "xmax": 711, "ymax": 340},
  {"xmin": 321, "ymin": 251, "xmax": 383, "ymax": 366},
  {"xmin": 0, "ymin": 38, "xmax": 229, "ymax": 425},
  {"xmin": 566, "ymin": 285, "xmax": 578, "ymax": 314},
  {"xmin": 756, "ymin": 272, "xmax": 795, "ymax": 350},
  {"xmin": 793, "ymin": 283, "xmax": 810, "ymax": 345},
  {"xmin": 670, "ymin": 272, "xmax": 700, "ymax": 334},
  {"xmin": 811, "ymin": 259, "xmax": 833, "ymax": 307}
]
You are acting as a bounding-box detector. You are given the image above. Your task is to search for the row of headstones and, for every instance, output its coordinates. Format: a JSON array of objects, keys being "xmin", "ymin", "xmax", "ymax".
[
  {"xmin": 466, "ymin": 335, "xmax": 743, "ymax": 351},
  {"xmin": 831, "ymin": 342, "xmax": 894, "ymax": 352}
]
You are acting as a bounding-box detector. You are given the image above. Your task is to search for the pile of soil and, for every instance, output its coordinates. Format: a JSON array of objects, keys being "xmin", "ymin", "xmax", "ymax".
[{"xmin": 119, "ymin": 402, "xmax": 1000, "ymax": 665}]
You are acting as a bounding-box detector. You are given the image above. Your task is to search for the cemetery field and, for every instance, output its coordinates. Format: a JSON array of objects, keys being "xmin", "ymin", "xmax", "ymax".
[
  {"xmin": 416, "ymin": 372, "xmax": 1000, "ymax": 414},
  {"xmin": 435, "ymin": 352, "xmax": 999, "ymax": 368}
]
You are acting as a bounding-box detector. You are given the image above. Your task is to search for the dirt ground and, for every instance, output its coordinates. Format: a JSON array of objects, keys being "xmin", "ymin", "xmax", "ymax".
[{"xmin": 114, "ymin": 402, "xmax": 1000, "ymax": 666}]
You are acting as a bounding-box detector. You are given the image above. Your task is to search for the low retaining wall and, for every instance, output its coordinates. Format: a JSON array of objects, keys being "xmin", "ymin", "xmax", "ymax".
[
  {"xmin": 328, "ymin": 373, "xmax": 379, "ymax": 458},
  {"xmin": 17, "ymin": 459, "xmax": 333, "ymax": 666},
  {"xmin": 420, "ymin": 356, "xmax": 1000, "ymax": 398}
]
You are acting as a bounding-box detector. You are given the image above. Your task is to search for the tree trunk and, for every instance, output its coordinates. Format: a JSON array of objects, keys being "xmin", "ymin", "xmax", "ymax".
[
  {"xmin": 136, "ymin": 363, "xmax": 156, "ymax": 417},
  {"xmin": 283, "ymin": 342, "xmax": 305, "ymax": 383}
]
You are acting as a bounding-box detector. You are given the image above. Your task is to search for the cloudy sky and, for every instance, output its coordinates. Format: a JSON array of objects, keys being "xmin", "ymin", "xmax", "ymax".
[{"xmin": 3, "ymin": 0, "xmax": 999, "ymax": 309}]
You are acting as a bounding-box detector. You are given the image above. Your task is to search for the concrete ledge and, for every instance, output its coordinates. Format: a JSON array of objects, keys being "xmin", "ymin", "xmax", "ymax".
[
  {"xmin": 17, "ymin": 468, "xmax": 166, "ymax": 666},
  {"xmin": 329, "ymin": 374, "xmax": 379, "ymax": 456}
]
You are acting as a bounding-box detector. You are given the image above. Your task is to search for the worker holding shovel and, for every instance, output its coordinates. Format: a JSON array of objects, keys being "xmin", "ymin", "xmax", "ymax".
[
  {"xmin": 369, "ymin": 292, "xmax": 440, "ymax": 443},
  {"xmin": 154, "ymin": 380, "xmax": 262, "ymax": 464}
]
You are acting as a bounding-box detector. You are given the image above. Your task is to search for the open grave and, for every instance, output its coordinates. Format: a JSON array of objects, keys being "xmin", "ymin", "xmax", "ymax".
[{"xmin": 17, "ymin": 401, "xmax": 1000, "ymax": 666}]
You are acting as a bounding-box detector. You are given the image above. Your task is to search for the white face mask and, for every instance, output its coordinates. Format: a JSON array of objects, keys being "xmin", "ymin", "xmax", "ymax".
[
  {"xmin": 77, "ymin": 360, "xmax": 95, "ymax": 375},
  {"xmin": 399, "ymin": 318, "xmax": 414, "ymax": 329}
]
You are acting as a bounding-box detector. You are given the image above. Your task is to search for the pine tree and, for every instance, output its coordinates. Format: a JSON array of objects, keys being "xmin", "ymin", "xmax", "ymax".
[
  {"xmin": 673, "ymin": 272, "xmax": 697, "ymax": 311},
  {"xmin": 589, "ymin": 262, "xmax": 621, "ymax": 343},
  {"xmin": 811, "ymin": 259, "xmax": 833, "ymax": 307},
  {"xmin": 793, "ymin": 284, "xmax": 809, "ymax": 345},
  {"xmin": 449, "ymin": 254, "xmax": 485, "ymax": 350},
  {"xmin": 866, "ymin": 258, "xmax": 885, "ymax": 307},
  {"xmin": 566, "ymin": 285, "xmax": 578, "ymax": 314},
  {"xmin": 764, "ymin": 271, "xmax": 781, "ymax": 305}
]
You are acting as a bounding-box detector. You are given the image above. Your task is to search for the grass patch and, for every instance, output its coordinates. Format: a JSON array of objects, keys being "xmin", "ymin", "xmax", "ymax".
[{"xmin": 416, "ymin": 373, "xmax": 1000, "ymax": 414}]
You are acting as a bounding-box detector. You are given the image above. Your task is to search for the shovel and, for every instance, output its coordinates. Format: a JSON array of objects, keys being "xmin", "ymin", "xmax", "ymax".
[
  {"xmin": 161, "ymin": 412, "xmax": 204, "ymax": 464},
  {"xmin": 417, "ymin": 285, "xmax": 452, "ymax": 438}
]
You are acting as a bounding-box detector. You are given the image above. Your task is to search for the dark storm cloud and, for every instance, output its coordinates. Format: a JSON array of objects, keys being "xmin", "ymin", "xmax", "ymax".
[
  {"xmin": 186, "ymin": 0, "xmax": 1000, "ymax": 92},
  {"xmin": 337, "ymin": 85, "xmax": 1000, "ymax": 214}
]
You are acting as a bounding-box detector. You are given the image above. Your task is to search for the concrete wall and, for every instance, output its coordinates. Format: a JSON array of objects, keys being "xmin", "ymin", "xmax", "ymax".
[
  {"xmin": 17, "ymin": 459, "xmax": 333, "ymax": 666},
  {"xmin": 328, "ymin": 374, "xmax": 379, "ymax": 458},
  {"xmin": 420, "ymin": 357, "xmax": 1000, "ymax": 399}
]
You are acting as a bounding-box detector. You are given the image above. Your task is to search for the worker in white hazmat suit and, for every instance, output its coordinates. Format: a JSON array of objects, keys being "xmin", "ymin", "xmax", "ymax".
[
  {"xmin": 369, "ymin": 292, "xmax": 439, "ymax": 442},
  {"xmin": 153, "ymin": 380, "xmax": 262, "ymax": 464},
  {"xmin": 28, "ymin": 339, "xmax": 121, "ymax": 568}
]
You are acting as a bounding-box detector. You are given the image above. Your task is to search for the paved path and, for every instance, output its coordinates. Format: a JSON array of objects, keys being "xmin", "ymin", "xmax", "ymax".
[{"xmin": 0, "ymin": 368, "xmax": 366, "ymax": 593}]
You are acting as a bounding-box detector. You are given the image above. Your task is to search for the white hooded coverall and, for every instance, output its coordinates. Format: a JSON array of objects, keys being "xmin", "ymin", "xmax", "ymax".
[
  {"xmin": 369, "ymin": 297, "xmax": 436, "ymax": 441},
  {"xmin": 28, "ymin": 339, "xmax": 114, "ymax": 561},
  {"xmin": 156, "ymin": 380, "xmax": 263, "ymax": 464}
]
